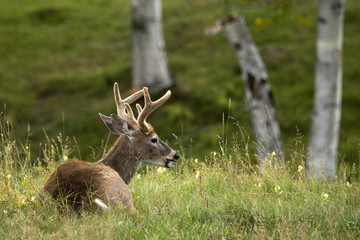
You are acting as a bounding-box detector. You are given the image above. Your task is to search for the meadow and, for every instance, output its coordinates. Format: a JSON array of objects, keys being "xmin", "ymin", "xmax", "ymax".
[
  {"xmin": 1, "ymin": 0, "xmax": 360, "ymax": 238},
  {"xmin": 1, "ymin": 115, "xmax": 360, "ymax": 239}
]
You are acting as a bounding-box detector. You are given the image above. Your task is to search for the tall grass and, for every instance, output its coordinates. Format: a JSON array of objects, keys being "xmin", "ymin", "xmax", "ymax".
[{"xmin": 1, "ymin": 114, "xmax": 359, "ymax": 239}]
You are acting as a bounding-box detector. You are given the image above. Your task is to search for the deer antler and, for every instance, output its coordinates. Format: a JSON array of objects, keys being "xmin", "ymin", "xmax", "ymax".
[
  {"xmin": 113, "ymin": 84, "xmax": 171, "ymax": 134},
  {"xmin": 113, "ymin": 83, "xmax": 144, "ymax": 126},
  {"xmin": 137, "ymin": 87, "xmax": 171, "ymax": 134}
]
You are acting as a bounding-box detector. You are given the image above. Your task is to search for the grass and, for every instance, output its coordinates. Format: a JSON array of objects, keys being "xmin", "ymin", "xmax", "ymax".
[
  {"xmin": 1, "ymin": 114, "xmax": 360, "ymax": 239},
  {"xmin": 1, "ymin": 1, "xmax": 360, "ymax": 236}
]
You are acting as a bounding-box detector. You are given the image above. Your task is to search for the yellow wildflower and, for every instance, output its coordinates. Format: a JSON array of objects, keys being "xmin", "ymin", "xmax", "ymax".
[
  {"xmin": 321, "ymin": 192, "xmax": 329, "ymax": 200},
  {"xmin": 17, "ymin": 194, "xmax": 27, "ymax": 206},
  {"xmin": 274, "ymin": 184, "xmax": 283, "ymax": 194},
  {"xmin": 255, "ymin": 17, "xmax": 263, "ymax": 26},
  {"xmin": 157, "ymin": 167, "xmax": 166, "ymax": 174}
]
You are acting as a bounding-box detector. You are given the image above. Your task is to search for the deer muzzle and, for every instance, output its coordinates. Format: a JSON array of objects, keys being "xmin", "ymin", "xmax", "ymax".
[{"xmin": 166, "ymin": 153, "xmax": 179, "ymax": 168}]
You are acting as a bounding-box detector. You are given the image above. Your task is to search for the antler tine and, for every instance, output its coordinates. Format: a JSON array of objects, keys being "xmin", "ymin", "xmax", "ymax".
[
  {"xmin": 114, "ymin": 83, "xmax": 143, "ymax": 115},
  {"xmin": 123, "ymin": 90, "xmax": 144, "ymax": 104},
  {"xmin": 137, "ymin": 87, "xmax": 171, "ymax": 133},
  {"xmin": 113, "ymin": 83, "xmax": 144, "ymax": 124},
  {"xmin": 136, "ymin": 103, "xmax": 143, "ymax": 114}
]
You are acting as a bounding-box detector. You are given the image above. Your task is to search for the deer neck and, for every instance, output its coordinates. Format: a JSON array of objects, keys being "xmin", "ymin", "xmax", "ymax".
[{"xmin": 98, "ymin": 136, "xmax": 141, "ymax": 184}]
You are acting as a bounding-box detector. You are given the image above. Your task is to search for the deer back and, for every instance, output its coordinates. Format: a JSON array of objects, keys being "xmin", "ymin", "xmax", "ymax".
[{"xmin": 42, "ymin": 159, "xmax": 134, "ymax": 211}]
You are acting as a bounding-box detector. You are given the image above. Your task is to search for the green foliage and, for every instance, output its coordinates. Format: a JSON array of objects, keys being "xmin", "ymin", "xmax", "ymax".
[{"xmin": 1, "ymin": 118, "xmax": 360, "ymax": 239}]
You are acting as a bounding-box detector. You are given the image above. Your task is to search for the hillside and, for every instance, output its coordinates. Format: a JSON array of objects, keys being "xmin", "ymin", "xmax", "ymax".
[{"xmin": 0, "ymin": 0, "xmax": 359, "ymax": 165}]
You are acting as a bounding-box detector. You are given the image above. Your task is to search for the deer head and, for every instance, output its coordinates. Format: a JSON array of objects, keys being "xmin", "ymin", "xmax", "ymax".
[{"xmin": 99, "ymin": 83, "xmax": 179, "ymax": 169}]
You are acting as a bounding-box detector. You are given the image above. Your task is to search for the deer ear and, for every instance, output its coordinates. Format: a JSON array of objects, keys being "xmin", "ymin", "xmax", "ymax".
[
  {"xmin": 99, "ymin": 113, "xmax": 119, "ymax": 135},
  {"xmin": 99, "ymin": 113, "xmax": 137, "ymax": 136},
  {"xmin": 111, "ymin": 114, "xmax": 137, "ymax": 136}
]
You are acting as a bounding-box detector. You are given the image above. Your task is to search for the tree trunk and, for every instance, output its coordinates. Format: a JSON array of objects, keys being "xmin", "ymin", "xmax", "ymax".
[
  {"xmin": 307, "ymin": 0, "xmax": 345, "ymax": 180},
  {"xmin": 223, "ymin": 17, "xmax": 283, "ymax": 167},
  {"xmin": 131, "ymin": 0, "xmax": 173, "ymax": 94}
]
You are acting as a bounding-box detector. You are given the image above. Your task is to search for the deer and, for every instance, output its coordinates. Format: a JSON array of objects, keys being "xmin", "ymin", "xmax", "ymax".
[{"xmin": 41, "ymin": 83, "xmax": 179, "ymax": 212}]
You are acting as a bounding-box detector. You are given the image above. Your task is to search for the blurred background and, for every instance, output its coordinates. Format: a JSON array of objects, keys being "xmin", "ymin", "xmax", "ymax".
[{"xmin": 0, "ymin": 0, "xmax": 359, "ymax": 166}]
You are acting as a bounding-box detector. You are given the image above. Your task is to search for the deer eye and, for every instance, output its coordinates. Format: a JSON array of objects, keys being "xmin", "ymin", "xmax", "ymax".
[{"xmin": 151, "ymin": 138, "xmax": 158, "ymax": 144}]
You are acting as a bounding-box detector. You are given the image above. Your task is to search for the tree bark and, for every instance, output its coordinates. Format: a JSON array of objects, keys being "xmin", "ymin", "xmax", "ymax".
[
  {"xmin": 307, "ymin": 0, "xmax": 345, "ymax": 180},
  {"xmin": 131, "ymin": 0, "xmax": 173, "ymax": 94},
  {"xmin": 223, "ymin": 17, "xmax": 283, "ymax": 167}
]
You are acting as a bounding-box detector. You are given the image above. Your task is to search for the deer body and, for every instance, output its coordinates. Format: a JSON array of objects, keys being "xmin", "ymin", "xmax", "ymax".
[
  {"xmin": 42, "ymin": 159, "xmax": 134, "ymax": 211},
  {"xmin": 42, "ymin": 84, "xmax": 178, "ymax": 212}
]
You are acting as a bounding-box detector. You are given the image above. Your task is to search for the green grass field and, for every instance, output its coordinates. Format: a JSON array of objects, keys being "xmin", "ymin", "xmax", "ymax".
[
  {"xmin": 1, "ymin": 0, "xmax": 360, "ymax": 238},
  {"xmin": 1, "ymin": 115, "xmax": 359, "ymax": 239}
]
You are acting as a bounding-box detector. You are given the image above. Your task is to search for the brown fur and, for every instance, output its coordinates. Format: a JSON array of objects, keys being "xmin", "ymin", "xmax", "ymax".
[{"xmin": 42, "ymin": 159, "xmax": 134, "ymax": 211}]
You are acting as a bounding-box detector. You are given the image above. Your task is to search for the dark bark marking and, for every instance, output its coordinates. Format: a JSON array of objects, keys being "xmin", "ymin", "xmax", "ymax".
[
  {"xmin": 332, "ymin": 2, "xmax": 344, "ymax": 15},
  {"xmin": 132, "ymin": 10, "xmax": 147, "ymax": 32},
  {"xmin": 268, "ymin": 90, "xmax": 276, "ymax": 107},
  {"xmin": 247, "ymin": 72, "xmax": 256, "ymax": 95},
  {"xmin": 247, "ymin": 72, "xmax": 268, "ymax": 99},
  {"xmin": 132, "ymin": 19, "xmax": 147, "ymax": 32},
  {"xmin": 222, "ymin": 15, "xmax": 239, "ymax": 25},
  {"xmin": 318, "ymin": 16, "xmax": 327, "ymax": 24},
  {"xmin": 234, "ymin": 42, "xmax": 242, "ymax": 51}
]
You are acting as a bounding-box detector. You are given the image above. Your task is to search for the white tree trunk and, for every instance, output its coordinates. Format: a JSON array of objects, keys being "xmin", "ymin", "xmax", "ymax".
[
  {"xmin": 131, "ymin": 0, "xmax": 173, "ymax": 94},
  {"xmin": 307, "ymin": 0, "xmax": 345, "ymax": 180},
  {"xmin": 224, "ymin": 17, "xmax": 283, "ymax": 166}
]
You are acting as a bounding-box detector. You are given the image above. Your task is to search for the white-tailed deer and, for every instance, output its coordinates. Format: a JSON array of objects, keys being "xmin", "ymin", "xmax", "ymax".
[{"xmin": 42, "ymin": 83, "xmax": 178, "ymax": 212}]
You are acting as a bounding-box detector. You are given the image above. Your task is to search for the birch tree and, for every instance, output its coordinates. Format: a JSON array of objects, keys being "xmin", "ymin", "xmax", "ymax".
[
  {"xmin": 223, "ymin": 17, "xmax": 283, "ymax": 167},
  {"xmin": 307, "ymin": 0, "xmax": 346, "ymax": 180},
  {"xmin": 131, "ymin": 0, "xmax": 173, "ymax": 94}
]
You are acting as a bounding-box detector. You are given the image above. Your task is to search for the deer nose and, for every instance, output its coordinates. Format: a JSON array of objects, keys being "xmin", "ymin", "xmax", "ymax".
[{"xmin": 174, "ymin": 153, "xmax": 179, "ymax": 161}]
